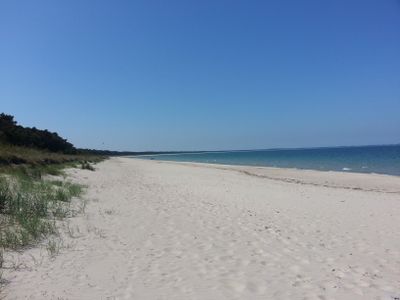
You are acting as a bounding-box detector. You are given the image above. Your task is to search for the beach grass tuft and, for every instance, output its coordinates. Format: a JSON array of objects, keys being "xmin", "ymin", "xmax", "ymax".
[
  {"xmin": 81, "ymin": 161, "xmax": 95, "ymax": 171},
  {"xmin": 0, "ymin": 165, "xmax": 86, "ymax": 250}
]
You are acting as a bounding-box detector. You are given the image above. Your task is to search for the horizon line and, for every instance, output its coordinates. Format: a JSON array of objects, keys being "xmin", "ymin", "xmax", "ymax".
[{"xmin": 103, "ymin": 142, "xmax": 400, "ymax": 155}]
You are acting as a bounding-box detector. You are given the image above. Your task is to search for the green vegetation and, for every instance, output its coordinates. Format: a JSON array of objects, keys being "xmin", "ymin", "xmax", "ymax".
[
  {"xmin": 0, "ymin": 143, "xmax": 95, "ymax": 166},
  {"xmin": 81, "ymin": 161, "xmax": 95, "ymax": 171},
  {"xmin": 0, "ymin": 171, "xmax": 84, "ymax": 250},
  {"xmin": 0, "ymin": 113, "xmax": 107, "ymax": 286},
  {"xmin": 0, "ymin": 113, "xmax": 76, "ymax": 154},
  {"xmin": 0, "ymin": 113, "xmax": 106, "ymax": 167}
]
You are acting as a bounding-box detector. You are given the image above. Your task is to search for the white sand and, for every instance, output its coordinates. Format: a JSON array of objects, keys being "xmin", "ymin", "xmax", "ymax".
[{"xmin": 3, "ymin": 157, "xmax": 400, "ymax": 299}]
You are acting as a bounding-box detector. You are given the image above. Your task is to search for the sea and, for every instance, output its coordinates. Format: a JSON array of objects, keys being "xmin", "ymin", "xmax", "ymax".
[{"xmin": 138, "ymin": 145, "xmax": 400, "ymax": 176}]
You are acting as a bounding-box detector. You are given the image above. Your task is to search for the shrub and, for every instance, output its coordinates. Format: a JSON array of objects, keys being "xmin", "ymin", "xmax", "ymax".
[{"xmin": 81, "ymin": 161, "xmax": 95, "ymax": 171}]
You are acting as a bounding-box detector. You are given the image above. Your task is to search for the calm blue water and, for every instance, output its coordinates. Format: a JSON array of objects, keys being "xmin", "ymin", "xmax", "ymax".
[{"xmin": 138, "ymin": 145, "xmax": 400, "ymax": 176}]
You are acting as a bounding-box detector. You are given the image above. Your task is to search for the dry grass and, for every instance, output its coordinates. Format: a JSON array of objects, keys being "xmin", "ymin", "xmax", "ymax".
[{"xmin": 0, "ymin": 144, "xmax": 104, "ymax": 167}]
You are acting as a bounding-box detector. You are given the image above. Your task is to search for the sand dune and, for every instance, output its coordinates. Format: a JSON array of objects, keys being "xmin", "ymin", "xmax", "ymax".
[{"xmin": 3, "ymin": 157, "xmax": 400, "ymax": 299}]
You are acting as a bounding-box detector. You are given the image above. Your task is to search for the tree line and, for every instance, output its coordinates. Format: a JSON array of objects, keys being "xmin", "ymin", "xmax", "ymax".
[{"xmin": 0, "ymin": 113, "xmax": 76, "ymax": 154}]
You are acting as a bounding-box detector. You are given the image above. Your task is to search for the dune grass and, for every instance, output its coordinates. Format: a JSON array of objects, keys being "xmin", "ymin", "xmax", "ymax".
[
  {"xmin": 0, "ymin": 144, "xmax": 77, "ymax": 166},
  {"xmin": 0, "ymin": 117, "xmax": 107, "ymax": 288},
  {"xmin": 0, "ymin": 171, "xmax": 85, "ymax": 250},
  {"xmin": 0, "ymin": 143, "xmax": 105, "ymax": 288},
  {"xmin": 81, "ymin": 161, "xmax": 95, "ymax": 171},
  {"xmin": 0, "ymin": 164, "xmax": 88, "ymax": 287},
  {"xmin": 0, "ymin": 144, "xmax": 104, "ymax": 248},
  {"xmin": 0, "ymin": 144, "xmax": 104, "ymax": 167}
]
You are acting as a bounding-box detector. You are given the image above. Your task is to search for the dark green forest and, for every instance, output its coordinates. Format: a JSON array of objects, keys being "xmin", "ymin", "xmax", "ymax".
[
  {"xmin": 0, "ymin": 113, "xmax": 76, "ymax": 154},
  {"xmin": 0, "ymin": 113, "xmax": 177, "ymax": 160}
]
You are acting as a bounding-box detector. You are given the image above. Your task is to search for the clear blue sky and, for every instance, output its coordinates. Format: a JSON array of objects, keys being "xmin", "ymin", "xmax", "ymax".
[{"xmin": 1, "ymin": 0, "xmax": 399, "ymax": 151}]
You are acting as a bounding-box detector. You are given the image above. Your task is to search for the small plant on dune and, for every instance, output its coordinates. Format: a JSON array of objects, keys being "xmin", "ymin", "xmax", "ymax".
[
  {"xmin": 104, "ymin": 209, "xmax": 114, "ymax": 215},
  {"xmin": 0, "ymin": 249, "xmax": 3, "ymax": 269},
  {"xmin": 0, "ymin": 177, "xmax": 11, "ymax": 213},
  {"xmin": 81, "ymin": 161, "xmax": 95, "ymax": 171},
  {"xmin": 55, "ymin": 188, "xmax": 70, "ymax": 203},
  {"xmin": 0, "ymin": 248, "xmax": 3, "ymax": 287},
  {"xmin": 46, "ymin": 238, "xmax": 61, "ymax": 257},
  {"xmin": 66, "ymin": 182, "xmax": 83, "ymax": 198}
]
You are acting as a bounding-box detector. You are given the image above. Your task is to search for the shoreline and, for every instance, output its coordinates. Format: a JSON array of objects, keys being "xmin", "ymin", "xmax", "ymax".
[
  {"xmin": 130, "ymin": 144, "xmax": 400, "ymax": 177},
  {"xmin": 134, "ymin": 157, "xmax": 400, "ymax": 177},
  {"xmin": 132, "ymin": 157, "xmax": 400, "ymax": 194},
  {"xmin": 4, "ymin": 157, "xmax": 400, "ymax": 299}
]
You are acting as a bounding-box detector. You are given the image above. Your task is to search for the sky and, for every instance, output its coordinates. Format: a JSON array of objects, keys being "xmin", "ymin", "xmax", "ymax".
[{"xmin": 1, "ymin": 0, "xmax": 399, "ymax": 151}]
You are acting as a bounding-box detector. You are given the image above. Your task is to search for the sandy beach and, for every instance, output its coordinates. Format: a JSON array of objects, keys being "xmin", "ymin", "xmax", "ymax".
[{"xmin": 3, "ymin": 157, "xmax": 400, "ymax": 300}]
